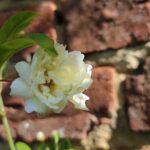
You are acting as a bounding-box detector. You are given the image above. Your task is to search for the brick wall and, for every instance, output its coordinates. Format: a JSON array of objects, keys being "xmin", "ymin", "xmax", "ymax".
[{"xmin": 0, "ymin": 0, "xmax": 150, "ymax": 150}]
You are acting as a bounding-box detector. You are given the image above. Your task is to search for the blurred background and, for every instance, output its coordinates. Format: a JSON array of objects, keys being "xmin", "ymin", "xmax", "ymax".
[{"xmin": 0, "ymin": 0, "xmax": 150, "ymax": 149}]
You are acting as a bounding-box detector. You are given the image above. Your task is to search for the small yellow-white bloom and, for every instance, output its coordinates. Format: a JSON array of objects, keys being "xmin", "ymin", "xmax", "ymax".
[
  {"xmin": 36, "ymin": 131, "xmax": 46, "ymax": 141},
  {"xmin": 10, "ymin": 43, "xmax": 92, "ymax": 113}
]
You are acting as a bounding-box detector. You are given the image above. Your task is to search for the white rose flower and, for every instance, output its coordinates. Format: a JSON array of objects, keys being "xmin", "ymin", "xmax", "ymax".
[{"xmin": 10, "ymin": 43, "xmax": 92, "ymax": 114}]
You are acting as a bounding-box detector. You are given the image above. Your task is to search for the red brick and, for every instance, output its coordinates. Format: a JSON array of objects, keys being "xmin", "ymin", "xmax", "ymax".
[
  {"xmin": 124, "ymin": 57, "xmax": 150, "ymax": 131},
  {"xmin": 0, "ymin": 123, "xmax": 17, "ymax": 140},
  {"xmin": 62, "ymin": 0, "xmax": 150, "ymax": 53},
  {"xmin": 5, "ymin": 107, "xmax": 36, "ymax": 122},
  {"xmin": 85, "ymin": 67, "xmax": 119, "ymax": 127},
  {"xmin": 15, "ymin": 112, "xmax": 93, "ymax": 143}
]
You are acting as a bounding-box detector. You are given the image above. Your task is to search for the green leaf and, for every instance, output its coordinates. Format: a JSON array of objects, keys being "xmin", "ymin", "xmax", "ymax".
[
  {"xmin": 0, "ymin": 11, "xmax": 38, "ymax": 43},
  {"xmin": 53, "ymin": 131, "xmax": 60, "ymax": 145},
  {"xmin": 49, "ymin": 131, "xmax": 60, "ymax": 150},
  {"xmin": 25, "ymin": 33, "xmax": 58, "ymax": 56},
  {"xmin": 37, "ymin": 143, "xmax": 47, "ymax": 150},
  {"xmin": 15, "ymin": 142, "xmax": 31, "ymax": 150},
  {"xmin": 0, "ymin": 38, "xmax": 35, "ymax": 67},
  {"xmin": 49, "ymin": 142, "xmax": 55, "ymax": 150},
  {"xmin": 59, "ymin": 139, "xmax": 71, "ymax": 150},
  {"xmin": 0, "ymin": 33, "xmax": 58, "ymax": 67}
]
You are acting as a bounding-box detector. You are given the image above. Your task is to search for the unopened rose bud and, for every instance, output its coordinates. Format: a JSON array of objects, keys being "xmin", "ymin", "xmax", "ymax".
[{"xmin": 36, "ymin": 131, "xmax": 46, "ymax": 142}]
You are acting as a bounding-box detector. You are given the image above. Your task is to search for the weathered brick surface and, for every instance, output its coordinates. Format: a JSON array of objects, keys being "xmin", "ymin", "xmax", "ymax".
[
  {"xmin": 62, "ymin": 0, "xmax": 150, "ymax": 53},
  {"xmin": 5, "ymin": 107, "xmax": 36, "ymax": 122},
  {"xmin": 85, "ymin": 67, "xmax": 119, "ymax": 126},
  {"xmin": 16, "ymin": 112, "xmax": 92, "ymax": 143},
  {"xmin": 0, "ymin": 112, "xmax": 94, "ymax": 143},
  {"xmin": 0, "ymin": 124, "xmax": 17, "ymax": 140},
  {"xmin": 0, "ymin": 0, "xmax": 150, "ymax": 149},
  {"xmin": 124, "ymin": 57, "xmax": 150, "ymax": 131}
]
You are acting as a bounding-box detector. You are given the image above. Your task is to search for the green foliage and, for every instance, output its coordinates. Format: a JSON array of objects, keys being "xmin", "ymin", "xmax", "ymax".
[
  {"xmin": 15, "ymin": 142, "xmax": 31, "ymax": 150},
  {"xmin": 59, "ymin": 139, "xmax": 71, "ymax": 150},
  {"xmin": 53, "ymin": 131, "xmax": 60, "ymax": 145},
  {"xmin": 49, "ymin": 138, "xmax": 81, "ymax": 150},
  {"xmin": 0, "ymin": 38, "xmax": 34, "ymax": 67},
  {"xmin": 37, "ymin": 143, "xmax": 48, "ymax": 150},
  {"xmin": 50, "ymin": 131, "xmax": 60, "ymax": 150},
  {"xmin": 25, "ymin": 33, "xmax": 57, "ymax": 57},
  {"xmin": 49, "ymin": 131, "xmax": 82, "ymax": 150},
  {"xmin": 0, "ymin": 11, "xmax": 57, "ymax": 68},
  {"xmin": 0, "ymin": 12, "xmax": 38, "ymax": 43},
  {"xmin": 14, "ymin": 132, "xmax": 82, "ymax": 150}
]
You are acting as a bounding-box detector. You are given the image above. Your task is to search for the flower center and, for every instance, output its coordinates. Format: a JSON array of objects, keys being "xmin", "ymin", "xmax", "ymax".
[
  {"xmin": 38, "ymin": 79, "xmax": 56, "ymax": 97},
  {"xmin": 42, "ymin": 80, "xmax": 54, "ymax": 88}
]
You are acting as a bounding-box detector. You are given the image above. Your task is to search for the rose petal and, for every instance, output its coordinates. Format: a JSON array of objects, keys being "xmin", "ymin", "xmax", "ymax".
[
  {"xmin": 15, "ymin": 61, "xmax": 31, "ymax": 82},
  {"xmin": 48, "ymin": 51, "xmax": 86, "ymax": 87},
  {"xmin": 54, "ymin": 43, "xmax": 68, "ymax": 59},
  {"xmin": 71, "ymin": 93, "xmax": 89, "ymax": 110},
  {"xmin": 86, "ymin": 64, "xmax": 93, "ymax": 76},
  {"xmin": 34, "ymin": 89, "xmax": 59, "ymax": 109},
  {"xmin": 80, "ymin": 64, "xmax": 93, "ymax": 89},
  {"xmin": 10, "ymin": 78, "xmax": 32, "ymax": 98},
  {"xmin": 53, "ymin": 99, "xmax": 68, "ymax": 113},
  {"xmin": 34, "ymin": 89, "xmax": 67, "ymax": 112},
  {"xmin": 25, "ymin": 98, "xmax": 47, "ymax": 113}
]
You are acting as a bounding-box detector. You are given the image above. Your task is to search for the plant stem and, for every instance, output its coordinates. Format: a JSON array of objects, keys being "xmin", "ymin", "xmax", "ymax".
[
  {"xmin": 0, "ymin": 79, "xmax": 11, "ymax": 82},
  {"xmin": 0, "ymin": 76, "xmax": 16, "ymax": 150},
  {"xmin": 53, "ymin": 131, "xmax": 59, "ymax": 150}
]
